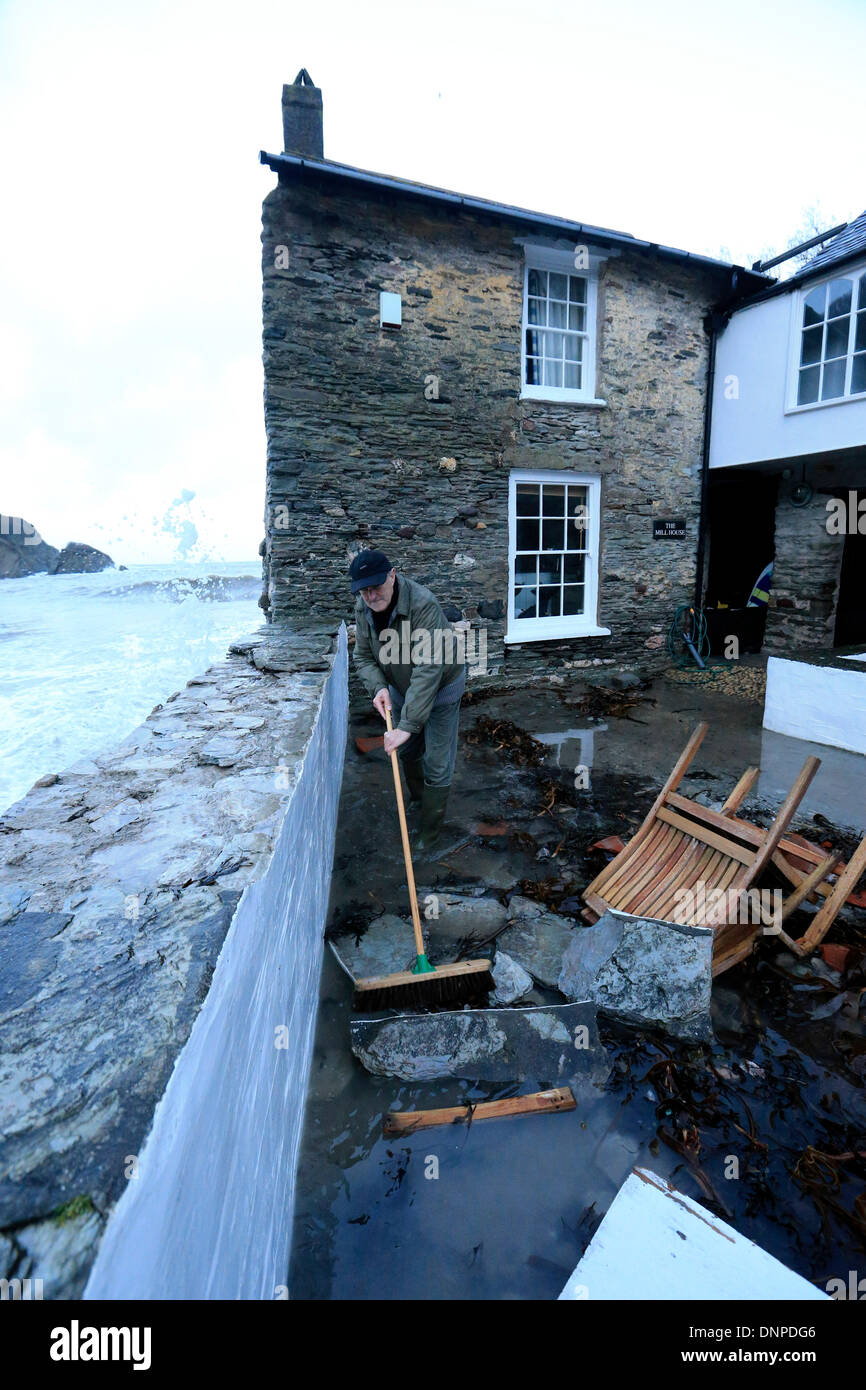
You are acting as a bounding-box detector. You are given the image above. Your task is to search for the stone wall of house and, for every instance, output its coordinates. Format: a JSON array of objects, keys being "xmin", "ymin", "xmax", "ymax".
[
  {"xmin": 260, "ymin": 169, "xmax": 730, "ymax": 678},
  {"xmin": 764, "ymin": 484, "xmax": 844, "ymax": 653}
]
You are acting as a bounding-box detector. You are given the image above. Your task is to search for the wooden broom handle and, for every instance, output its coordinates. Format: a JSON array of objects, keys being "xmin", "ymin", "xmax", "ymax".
[{"xmin": 384, "ymin": 706, "xmax": 426, "ymax": 956}]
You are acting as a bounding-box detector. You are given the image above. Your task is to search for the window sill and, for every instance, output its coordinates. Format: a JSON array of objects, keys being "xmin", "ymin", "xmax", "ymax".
[
  {"xmin": 504, "ymin": 624, "xmax": 611, "ymax": 646},
  {"xmin": 784, "ymin": 391, "xmax": 866, "ymax": 415},
  {"xmin": 520, "ymin": 390, "xmax": 607, "ymax": 407}
]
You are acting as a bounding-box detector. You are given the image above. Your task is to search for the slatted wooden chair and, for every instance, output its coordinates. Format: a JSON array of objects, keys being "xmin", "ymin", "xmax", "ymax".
[{"xmin": 583, "ymin": 722, "xmax": 866, "ymax": 976}]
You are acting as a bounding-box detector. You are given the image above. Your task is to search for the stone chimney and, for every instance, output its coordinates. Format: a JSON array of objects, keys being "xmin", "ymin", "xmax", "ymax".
[{"xmin": 282, "ymin": 69, "xmax": 323, "ymax": 159}]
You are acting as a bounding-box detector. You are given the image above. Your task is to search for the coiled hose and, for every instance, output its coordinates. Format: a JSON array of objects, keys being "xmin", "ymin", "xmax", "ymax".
[{"xmin": 667, "ymin": 604, "xmax": 711, "ymax": 669}]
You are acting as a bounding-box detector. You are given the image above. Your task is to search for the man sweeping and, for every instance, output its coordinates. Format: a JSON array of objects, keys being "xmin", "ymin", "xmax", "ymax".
[{"xmin": 350, "ymin": 548, "xmax": 465, "ymax": 855}]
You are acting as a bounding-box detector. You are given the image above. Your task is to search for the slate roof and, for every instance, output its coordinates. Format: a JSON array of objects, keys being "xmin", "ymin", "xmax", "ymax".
[
  {"xmin": 260, "ymin": 149, "xmax": 772, "ymax": 294},
  {"xmin": 797, "ymin": 208, "xmax": 866, "ymax": 279}
]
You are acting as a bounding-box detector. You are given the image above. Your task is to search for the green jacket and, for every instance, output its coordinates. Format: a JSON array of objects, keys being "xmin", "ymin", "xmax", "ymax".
[{"xmin": 353, "ymin": 573, "xmax": 465, "ymax": 735}]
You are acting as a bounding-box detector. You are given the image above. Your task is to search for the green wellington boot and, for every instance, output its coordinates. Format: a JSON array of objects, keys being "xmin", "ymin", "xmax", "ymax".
[
  {"xmin": 402, "ymin": 758, "xmax": 425, "ymax": 806},
  {"xmin": 414, "ymin": 784, "xmax": 450, "ymax": 856}
]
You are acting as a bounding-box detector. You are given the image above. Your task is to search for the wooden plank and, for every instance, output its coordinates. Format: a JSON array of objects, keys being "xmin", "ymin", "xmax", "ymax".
[
  {"xmin": 657, "ymin": 807, "xmax": 754, "ymax": 864},
  {"xmin": 721, "ymin": 766, "xmax": 760, "ymax": 815},
  {"xmin": 796, "ymin": 835, "xmax": 866, "ymax": 954},
  {"xmin": 608, "ymin": 826, "xmax": 682, "ymax": 908},
  {"xmin": 591, "ymin": 821, "xmax": 669, "ymax": 902},
  {"xmin": 582, "ymin": 890, "xmax": 609, "ymax": 918},
  {"xmin": 712, "ymin": 933, "xmax": 758, "ymax": 976},
  {"xmin": 668, "ymin": 793, "xmax": 838, "ymax": 886},
  {"xmin": 627, "ymin": 830, "xmax": 694, "ymax": 915},
  {"xmin": 593, "ymin": 818, "xmax": 669, "ymax": 892},
  {"xmin": 584, "ymin": 724, "xmax": 710, "ymax": 911},
  {"xmin": 638, "ymin": 838, "xmax": 708, "ymax": 918},
  {"xmin": 653, "ymin": 845, "xmax": 722, "ymax": 921},
  {"xmin": 590, "ymin": 722, "xmax": 709, "ymax": 881},
  {"xmin": 781, "ymin": 852, "xmax": 842, "ymax": 921},
  {"xmin": 734, "ymin": 756, "xmax": 821, "ymax": 892},
  {"xmin": 383, "ymin": 1086, "xmax": 576, "ymax": 1135},
  {"xmin": 666, "ymin": 792, "xmax": 764, "ymax": 844},
  {"xmin": 772, "ymin": 850, "xmax": 833, "ymax": 901},
  {"xmin": 355, "ymin": 958, "xmax": 492, "ymax": 993}
]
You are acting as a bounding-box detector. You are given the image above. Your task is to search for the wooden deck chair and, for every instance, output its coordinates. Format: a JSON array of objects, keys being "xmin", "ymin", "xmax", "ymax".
[{"xmin": 581, "ymin": 722, "xmax": 857, "ymax": 975}]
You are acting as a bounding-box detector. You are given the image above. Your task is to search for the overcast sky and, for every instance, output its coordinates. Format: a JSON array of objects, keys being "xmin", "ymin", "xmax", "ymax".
[{"xmin": 1, "ymin": 0, "xmax": 863, "ymax": 565}]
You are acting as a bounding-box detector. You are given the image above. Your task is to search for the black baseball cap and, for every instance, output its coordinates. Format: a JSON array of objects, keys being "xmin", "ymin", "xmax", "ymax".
[{"xmin": 349, "ymin": 549, "xmax": 393, "ymax": 593}]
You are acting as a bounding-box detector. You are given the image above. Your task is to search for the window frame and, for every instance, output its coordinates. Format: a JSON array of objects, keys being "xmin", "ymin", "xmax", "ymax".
[
  {"xmin": 505, "ymin": 469, "xmax": 609, "ymax": 643},
  {"xmin": 520, "ymin": 245, "xmax": 605, "ymax": 405},
  {"xmin": 786, "ymin": 259, "xmax": 866, "ymax": 413}
]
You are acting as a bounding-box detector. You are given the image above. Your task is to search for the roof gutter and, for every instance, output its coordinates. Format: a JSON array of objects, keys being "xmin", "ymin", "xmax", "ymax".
[{"xmin": 259, "ymin": 149, "xmax": 771, "ymax": 289}]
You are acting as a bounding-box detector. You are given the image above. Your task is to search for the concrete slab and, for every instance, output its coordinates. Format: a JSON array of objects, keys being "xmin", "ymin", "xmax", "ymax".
[
  {"xmin": 351, "ymin": 1001, "xmax": 608, "ymax": 1085},
  {"xmin": 559, "ymin": 1168, "xmax": 829, "ymax": 1301}
]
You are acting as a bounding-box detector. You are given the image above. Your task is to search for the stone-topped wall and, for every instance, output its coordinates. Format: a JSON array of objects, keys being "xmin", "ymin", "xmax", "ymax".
[
  {"xmin": 0, "ymin": 624, "xmax": 346, "ymax": 1298},
  {"xmin": 260, "ymin": 169, "xmax": 730, "ymax": 675}
]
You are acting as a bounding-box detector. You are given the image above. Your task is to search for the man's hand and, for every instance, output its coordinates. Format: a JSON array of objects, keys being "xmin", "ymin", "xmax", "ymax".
[
  {"xmin": 383, "ymin": 727, "xmax": 411, "ymax": 755},
  {"xmin": 373, "ymin": 688, "xmax": 391, "ymax": 720}
]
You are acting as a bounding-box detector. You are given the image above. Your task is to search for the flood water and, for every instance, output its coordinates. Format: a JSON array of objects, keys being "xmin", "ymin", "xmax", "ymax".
[{"xmin": 289, "ymin": 678, "xmax": 866, "ymax": 1300}]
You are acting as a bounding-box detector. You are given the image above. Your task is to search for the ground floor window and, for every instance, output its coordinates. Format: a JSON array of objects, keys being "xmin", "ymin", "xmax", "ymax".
[{"xmin": 506, "ymin": 470, "xmax": 605, "ymax": 642}]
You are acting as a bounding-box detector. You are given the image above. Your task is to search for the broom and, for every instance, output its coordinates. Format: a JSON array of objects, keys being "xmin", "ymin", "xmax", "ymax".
[{"xmin": 353, "ymin": 706, "xmax": 494, "ymax": 1011}]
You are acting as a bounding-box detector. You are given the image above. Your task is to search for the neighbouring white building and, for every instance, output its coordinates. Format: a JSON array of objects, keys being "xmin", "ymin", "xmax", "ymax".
[
  {"xmin": 706, "ymin": 210, "xmax": 866, "ymax": 658},
  {"xmin": 707, "ymin": 212, "xmax": 866, "ymax": 753}
]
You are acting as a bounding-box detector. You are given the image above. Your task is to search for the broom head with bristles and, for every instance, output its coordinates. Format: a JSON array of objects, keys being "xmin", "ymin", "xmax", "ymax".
[{"xmin": 353, "ymin": 957, "xmax": 494, "ymax": 1012}]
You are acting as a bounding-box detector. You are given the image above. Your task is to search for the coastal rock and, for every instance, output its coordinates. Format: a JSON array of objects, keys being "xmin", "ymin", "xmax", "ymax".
[
  {"xmin": 329, "ymin": 914, "xmax": 418, "ymax": 980},
  {"xmin": 491, "ymin": 950, "xmax": 533, "ymax": 1005},
  {"xmin": 51, "ymin": 542, "xmax": 114, "ymax": 574},
  {"xmin": 425, "ymin": 892, "xmax": 507, "ymax": 943},
  {"xmin": 351, "ymin": 1001, "xmax": 607, "ymax": 1085},
  {"xmin": 0, "ymin": 519, "xmax": 59, "ymax": 578},
  {"xmin": 14, "ymin": 1208, "xmax": 104, "ymax": 1300},
  {"xmin": 558, "ymin": 909, "xmax": 713, "ymax": 1042},
  {"xmin": 497, "ymin": 896, "xmax": 577, "ymax": 991}
]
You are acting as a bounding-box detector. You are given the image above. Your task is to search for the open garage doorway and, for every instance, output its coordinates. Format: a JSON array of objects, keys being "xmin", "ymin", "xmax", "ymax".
[
  {"xmin": 704, "ymin": 470, "xmax": 778, "ymax": 655},
  {"xmin": 834, "ymin": 525, "xmax": 866, "ymax": 648}
]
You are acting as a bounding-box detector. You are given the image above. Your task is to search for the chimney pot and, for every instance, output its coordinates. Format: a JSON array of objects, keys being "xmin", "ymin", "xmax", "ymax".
[{"xmin": 282, "ymin": 70, "xmax": 323, "ymax": 159}]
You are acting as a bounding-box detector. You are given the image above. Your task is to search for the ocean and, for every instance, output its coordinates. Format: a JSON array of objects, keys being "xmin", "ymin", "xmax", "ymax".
[{"xmin": 0, "ymin": 561, "xmax": 263, "ymax": 814}]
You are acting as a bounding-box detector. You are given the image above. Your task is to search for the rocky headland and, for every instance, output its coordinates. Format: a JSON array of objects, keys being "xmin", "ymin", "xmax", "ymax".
[{"xmin": 0, "ymin": 517, "xmax": 114, "ymax": 579}]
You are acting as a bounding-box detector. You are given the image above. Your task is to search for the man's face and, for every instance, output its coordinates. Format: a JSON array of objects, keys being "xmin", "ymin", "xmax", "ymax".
[{"xmin": 360, "ymin": 568, "xmax": 396, "ymax": 612}]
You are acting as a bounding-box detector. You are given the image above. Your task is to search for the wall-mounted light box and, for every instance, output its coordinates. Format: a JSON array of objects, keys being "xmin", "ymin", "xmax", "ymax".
[{"xmin": 379, "ymin": 291, "xmax": 402, "ymax": 328}]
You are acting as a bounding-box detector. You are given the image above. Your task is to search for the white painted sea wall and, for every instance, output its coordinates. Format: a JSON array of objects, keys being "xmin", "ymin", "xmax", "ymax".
[
  {"xmin": 764, "ymin": 655, "xmax": 866, "ymax": 756},
  {"xmin": 82, "ymin": 627, "xmax": 348, "ymax": 1299}
]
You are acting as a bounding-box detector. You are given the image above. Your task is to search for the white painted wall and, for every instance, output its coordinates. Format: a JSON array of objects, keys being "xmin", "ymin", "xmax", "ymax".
[
  {"xmin": 764, "ymin": 654, "xmax": 866, "ymax": 756},
  {"xmin": 711, "ymin": 286, "xmax": 866, "ymax": 469},
  {"xmin": 84, "ymin": 627, "xmax": 348, "ymax": 1300}
]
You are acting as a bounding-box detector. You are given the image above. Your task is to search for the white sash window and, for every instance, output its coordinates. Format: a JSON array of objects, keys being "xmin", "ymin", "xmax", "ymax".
[
  {"xmin": 506, "ymin": 471, "xmax": 608, "ymax": 642},
  {"xmin": 520, "ymin": 245, "xmax": 605, "ymax": 404}
]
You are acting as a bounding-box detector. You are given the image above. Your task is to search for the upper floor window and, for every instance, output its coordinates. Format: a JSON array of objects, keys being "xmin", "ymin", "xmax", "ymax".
[
  {"xmin": 521, "ymin": 246, "xmax": 602, "ymax": 404},
  {"xmin": 796, "ymin": 269, "xmax": 866, "ymax": 406}
]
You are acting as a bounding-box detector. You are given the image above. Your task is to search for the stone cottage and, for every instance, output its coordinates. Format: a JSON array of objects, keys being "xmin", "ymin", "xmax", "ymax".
[{"xmin": 258, "ymin": 72, "xmax": 769, "ymax": 684}]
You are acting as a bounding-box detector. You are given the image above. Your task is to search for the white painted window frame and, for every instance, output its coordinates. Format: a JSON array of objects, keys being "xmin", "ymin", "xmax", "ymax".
[
  {"xmin": 505, "ymin": 469, "xmax": 609, "ymax": 644},
  {"xmin": 520, "ymin": 244, "xmax": 606, "ymax": 405},
  {"xmin": 785, "ymin": 258, "xmax": 866, "ymax": 413}
]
